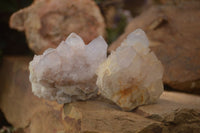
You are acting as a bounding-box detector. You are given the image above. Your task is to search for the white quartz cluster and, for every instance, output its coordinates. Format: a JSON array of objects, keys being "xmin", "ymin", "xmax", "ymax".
[
  {"xmin": 96, "ymin": 29, "xmax": 164, "ymax": 111},
  {"xmin": 29, "ymin": 33, "xmax": 107, "ymax": 103}
]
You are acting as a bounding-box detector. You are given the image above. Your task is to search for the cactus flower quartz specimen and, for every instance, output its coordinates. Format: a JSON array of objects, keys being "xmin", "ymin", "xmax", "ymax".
[
  {"xmin": 29, "ymin": 33, "xmax": 108, "ymax": 104},
  {"xmin": 96, "ymin": 29, "xmax": 164, "ymax": 111}
]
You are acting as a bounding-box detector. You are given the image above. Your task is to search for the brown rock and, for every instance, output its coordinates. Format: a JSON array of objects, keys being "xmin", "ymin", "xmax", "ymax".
[
  {"xmin": 62, "ymin": 101, "xmax": 159, "ymax": 133},
  {"xmin": 139, "ymin": 109, "xmax": 200, "ymax": 133},
  {"xmin": 0, "ymin": 56, "xmax": 67, "ymax": 132},
  {"xmin": 108, "ymin": 1, "xmax": 200, "ymax": 93},
  {"xmin": 9, "ymin": 0, "xmax": 105, "ymax": 54},
  {"xmin": 136, "ymin": 91, "xmax": 200, "ymax": 121},
  {"xmin": 136, "ymin": 91, "xmax": 200, "ymax": 133}
]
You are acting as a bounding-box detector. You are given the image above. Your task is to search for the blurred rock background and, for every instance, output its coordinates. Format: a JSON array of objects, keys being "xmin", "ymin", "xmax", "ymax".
[{"xmin": 0, "ymin": 0, "xmax": 200, "ymax": 132}]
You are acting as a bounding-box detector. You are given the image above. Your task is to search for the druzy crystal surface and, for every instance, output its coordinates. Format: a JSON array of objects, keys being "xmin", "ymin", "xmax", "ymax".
[
  {"xmin": 29, "ymin": 33, "xmax": 107, "ymax": 103},
  {"xmin": 96, "ymin": 29, "xmax": 164, "ymax": 111}
]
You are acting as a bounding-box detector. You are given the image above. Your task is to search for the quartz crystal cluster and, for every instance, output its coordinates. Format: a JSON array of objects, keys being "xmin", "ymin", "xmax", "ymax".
[
  {"xmin": 29, "ymin": 29, "xmax": 163, "ymax": 110},
  {"xmin": 96, "ymin": 29, "xmax": 164, "ymax": 111},
  {"xmin": 29, "ymin": 33, "xmax": 107, "ymax": 103}
]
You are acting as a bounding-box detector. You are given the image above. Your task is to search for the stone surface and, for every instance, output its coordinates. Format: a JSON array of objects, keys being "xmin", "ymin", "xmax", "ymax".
[
  {"xmin": 0, "ymin": 56, "xmax": 66, "ymax": 133},
  {"xmin": 108, "ymin": 1, "xmax": 200, "ymax": 93},
  {"xmin": 137, "ymin": 91, "xmax": 200, "ymax": 133},
  {"xmin": 29, "ymin": 33, "xmax": 107, "ymax": 104},
  {"xmin": 135, "ymin": 91, "xmax": 200, "ymax": 121},
  {"xmin": 9, "ymin": 0, "xmax": 105, "ymax": 54},
  {"xmin": 138, "ymin": 109, "xmax": 200, "ymax": 133},
  {"xmin": 97, "ymin": 29, "xmax": 164, "ymax": 111},
  {"xmin": 62, "ymin": 100, "xmax": 160, "ymax": 133},
  {"xmin": 1, "ymin": 56, "xmax": 200, "ymax": 133}
]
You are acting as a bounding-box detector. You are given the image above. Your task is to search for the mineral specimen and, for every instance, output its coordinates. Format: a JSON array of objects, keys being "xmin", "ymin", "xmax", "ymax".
[
  {"xmin": 96, "ymin": 29, "xmax": 164, "ymax": 111},
  {"xmin": 29, "ymin": 33, "xmax": 108, "ymax": 103},
  {"xmin": 10, "ymin": 0, "xmax": 105, "ymax": 54}
]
